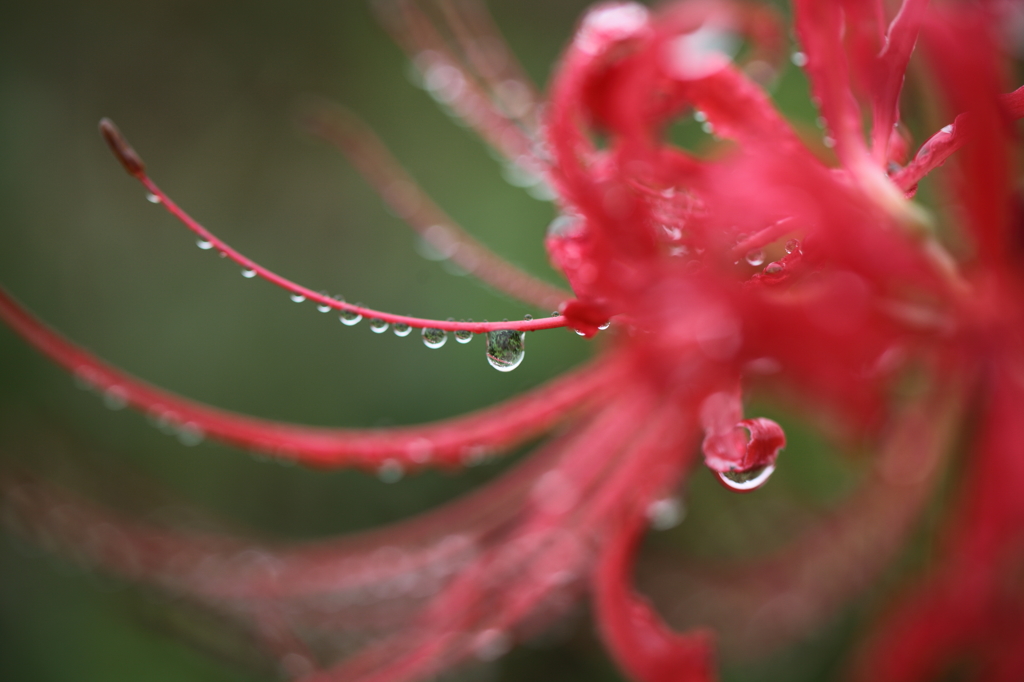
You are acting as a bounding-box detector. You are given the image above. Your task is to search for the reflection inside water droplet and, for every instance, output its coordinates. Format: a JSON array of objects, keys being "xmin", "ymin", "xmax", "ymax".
[
  {"xmin": 422, "ymin": 328, "xmax": 447, "ymax": 348},
  {"xmin": 785, "ymin": 239, "xmax": 801, "ymax": 254},
  {"xmin": 369, "ymin": 318, "xmax": 389, "ymax": 333},
  {"xmin": 718, "ymin": 464, "xmax": 775, "ymax": 491},
  {"xmin": 393, "ymin": 323, "xmax": 412, "ymax": 337},
  {"xmin": 340, "ymin": 308, "xmax": 362, "ymax": 326},
  {"xmin": 454, "ymin": 328, "xmax": 473, "ymax": 344},
  {"xmin": 745, "ymin": 249, "xmax": 765, "ymax": 266},
  {"xmin": 486, "ymin": 330, "xmax": 525, "ymax": 371}
]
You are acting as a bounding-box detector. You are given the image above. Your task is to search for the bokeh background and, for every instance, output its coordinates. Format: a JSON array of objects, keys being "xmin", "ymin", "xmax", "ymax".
[{"xmin": 3, "ymin": 1, "xmax": 1017, "ymax": 681}]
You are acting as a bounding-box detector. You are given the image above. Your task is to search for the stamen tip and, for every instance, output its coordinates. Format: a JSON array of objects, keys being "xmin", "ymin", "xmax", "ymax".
[{"xmin": 98, "ymin": 118, "xmax": 146, "ymax": 178}]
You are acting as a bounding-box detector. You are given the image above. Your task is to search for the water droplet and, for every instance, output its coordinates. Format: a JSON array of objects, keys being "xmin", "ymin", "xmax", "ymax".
[
  {"xmin": 823, "ymin": 135, "xmax": 836, "ymax": 148},
  {"xmin": 377, "ymin": 459, "xmax": 404, "ymax": 483},
  {"xmin": 240, "ymin": 267, "xmax": 257, "ymax": 279},
  {"xmin": 196, "ymin": 238, "xmax": 213, "ymax": 250},
  {"xmin": 486, "ymin": 330, "xmax": 525, "ymax": 372},
  {"xmin": 474, "ymin": 628, "xmax": 512, "ymax": 661},
  {"xmin": 454, "ymin": 327, "xmax": 473, "ymax": 344},
  {"xmin": 102, "ymin": 386, "xmax": 128, "ymax": 410},
  {"xmin": 523, "ymin": 314, "xmax": 533, "ymax": 321},
  {"xmin": 718, "ymin": 464, "xmax": 775, "ymax": 491},
  {"xmin": 393, "ymin": 322, "xmax": 412, "ymax": 337},
  {"xmin": 693, "ymin": 109, "xmax": 707, "ymax": 123},
  {"xmin": 940, "ymin": 124, "xmax": 953, "ymax": 134},
  {"xmin": 791, "ymin": 51, "xmax": 808, "ymax": 67},
  {"xmin": 316, "ymin": 291, "xmax": 332, "ymax": 313},
  {"xmin": 177, "ymin": 422, "xmax": 205, "ymax": 447},
  {"xmin": 145, "ymin": 191, "xmax": 161, "ymax": 204},
  {"xmin": 547, "ymin": 215, "xmax": 582, "ymax": 238},
  {"xmin": 290, "ymin": 293, "xmax": 306, "ymax": 303},
  {"xmin": 369, "ymin": 318, "xmax": 389, "ymax": 334},
  {"xmin": 340, "ymin": 307, "xmax": 363, "ymax": 326},
  {"xmin": 598, "ymin": 321, "xmax": 611, "ymax": 331},
  {"xmin": 422, "ymin": 328, "xmax": 447, "ymax": 348},
  {"xmin": 646, "ymin": 497, "xmax": 685, "ymax": 530},
  {"xmin": 764, "ymin": 261, "xmax": 784, "ymax": 275},
  {"xmin": 701, "ymin": 121, "xmax": 715, "ymax": 134},
  {"xmin": 745, "ymin": 249, "xmax": 765, "ymax": 266},
  {"xmin": 785, "ymin": 239, "xmax": 801, "ymax": 254}
]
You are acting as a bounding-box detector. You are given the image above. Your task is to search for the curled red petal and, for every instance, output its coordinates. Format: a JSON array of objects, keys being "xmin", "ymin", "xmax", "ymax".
[{"xmin": 595, "ymin": 515, "xmax": 716, "ymax": 682}]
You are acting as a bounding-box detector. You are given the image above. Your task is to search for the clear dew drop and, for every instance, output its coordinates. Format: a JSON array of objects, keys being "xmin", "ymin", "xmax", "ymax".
[
  {"xmin": 340, "ymin": 307, "xmax": 363, "ymax": 326},
  {"xmin": 693, "ymin": 109, "xmax": 707, "ymax": 123},
  {"xmin": 718, "ymin": 463, "xmax": 776, "ymax": 491},
  {"xmin": 940, "ymin": 124, "xmax": 954, "ymax": 134},
  {"xmin": 785, "ymin": 239, "xmax": 801, "ymax": 254},
  {"xmin": 369, "ymin": 318, "xmax": 389, "ymax": 334},
  {"xmin": 176, "ymin": 422, "xmax": 205, "ymax": 447},
  {"xmin": 316, "ymin": 292, "xmax": 332, "ymax": 313},
  {"xmin": 377, "ymin": 459, "xmax": 405, "ymax": 483},
  {"xmin": 393, "ymin": 322, "xmax": 412, "ymax": 337},
  {"xmin": 290, "ymin": 293, "xmax": 306, "ymax": 303},
  {"xmin": 422, "ymin": 327, "xmax": 447, "ymax": 348},
  {"xmin": 241, "ymin": 268, "xmax": 257, "ymax": 278},
  {"xmin": 646, "ymin": 496, "xmax": 685, "ymax": 530},
  {"xmin": 745, "ymin": 249, "xmax": 765, "ymax": 266},
  {"xmin": 598, "ymin": 321, "xmax": 611, "ymax": 331},
  {"xmin": 473, "ymin": 628, "xmax": 512, "ymax": 662},
  {"xmin": 102, "ymin": 386, "xmax": 128, "ymax": 411},
  {"xmin": 486, "ymin": 330, "xmax": 525, "ymax": 372},
  {"xmin": 145, "ymin": 191, "xmax": 161, "ymax": 204},
  {"xmin": 764, "ymin": 261, "xmax": 784, "ymax": 275},
  {"xmin": 791, "ymin": 51, "xmax": 808, "ymax": 67},
  {"xmin": 454, "ymin": 328, "xmax": 473, "ymax": 344},
  {"xmin": 196, "ymin": 238, "xmax": 213, "ymax": 250}
]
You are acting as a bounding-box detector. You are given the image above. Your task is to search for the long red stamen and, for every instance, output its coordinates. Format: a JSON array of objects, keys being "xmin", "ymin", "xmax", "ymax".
[
  {"xmin": 99, "ymin": 118, "xmax": 568, "ymax": 333},
  {"xmin": 0, "ymin": 286, "xmax": 618, "ymax": 470}
]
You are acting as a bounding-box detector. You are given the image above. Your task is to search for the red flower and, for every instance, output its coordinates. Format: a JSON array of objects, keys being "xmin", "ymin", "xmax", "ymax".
[{"xmin": 2, "ymin": 1, "xmax": 1024, "ymax": 681}]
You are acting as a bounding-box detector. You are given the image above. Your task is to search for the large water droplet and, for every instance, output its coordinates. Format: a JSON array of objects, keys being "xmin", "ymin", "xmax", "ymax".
[
  {"xmin": 745, "ymin": 249, "xmax": 765, "ymax": 266},
  {"xmin": 422, "ymin": 328, "xmax": 447, "ymax": 348},
  {"xmin": 196, "ymin": 238, "xmax": 213, "ymax": 250},
  {"xmin": 393, "ymin": 322, "xmax": 412, "ymax": 337},
  {"xmin": 486, "ymin": 330, "xmax": 525, "ymax": 372},
  {"xmin": 241, "ymin": 268, "xmax": 257, "ymax": 279},
  {"xmin": 718, "ymin": 464, "xmax": 775, "ymax": 491},
  {"xmin": 785, "ymin": 239, "xmax": 801, "ymax": 254},
  {"xmin": 369, "ymin": 318, "xmax": 389, "ymax": 334},
  {"xmin": 340, "ymin": 307, "xmax": 362, "ymax": 326}
]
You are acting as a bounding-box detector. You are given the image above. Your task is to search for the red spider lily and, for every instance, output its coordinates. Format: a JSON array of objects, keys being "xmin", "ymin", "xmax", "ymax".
[{"xmin": 2, "ymin": 1, "xmax": 1024, "ymax": 681}]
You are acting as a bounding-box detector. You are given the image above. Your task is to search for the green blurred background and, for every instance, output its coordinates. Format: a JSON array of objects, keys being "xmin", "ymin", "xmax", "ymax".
[{"xmin": 0, "ymin": 1, "xmax": 975, "ymax": 680}]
